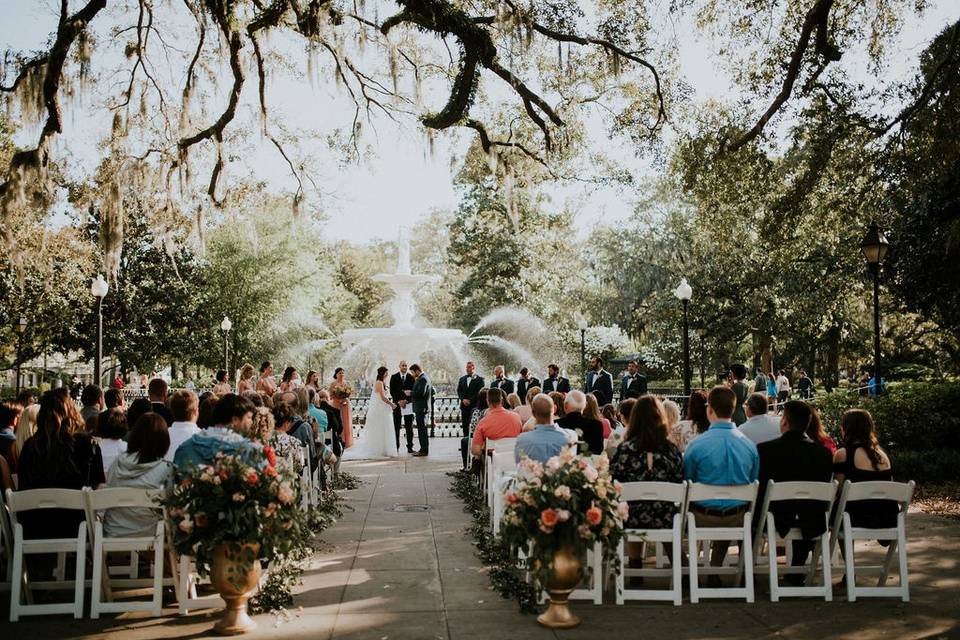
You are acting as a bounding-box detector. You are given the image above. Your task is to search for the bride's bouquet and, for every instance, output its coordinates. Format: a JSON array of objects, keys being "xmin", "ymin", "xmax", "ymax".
[{"xmin": 330, "ymin": 384, "xmax": 353, "ymax": 401}]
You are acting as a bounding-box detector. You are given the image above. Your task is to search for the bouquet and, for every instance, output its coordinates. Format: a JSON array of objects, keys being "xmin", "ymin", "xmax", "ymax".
[
  {"xmin": 330, "ymin": 384, "xmax": 353, "ymax": 401},
  {"xmin": 163, "ymin": 447, "xmax": 308, "ymax": 575},
  {"xmin": 499, "ymin": 446, "xmax": 628, "ymax": 589}
]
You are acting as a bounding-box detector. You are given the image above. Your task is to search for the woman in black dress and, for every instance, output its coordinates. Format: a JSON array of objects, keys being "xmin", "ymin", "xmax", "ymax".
[{"xmin": 833, "ymin": 409, "xmax": 897, "ymax": 529}]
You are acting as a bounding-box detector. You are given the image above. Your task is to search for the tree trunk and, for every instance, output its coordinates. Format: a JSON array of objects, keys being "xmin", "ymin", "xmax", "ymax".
[
  {"xmin": 824, "ymin": 326, "xmax": 840, "ymax": 391},
  {"xmin": 170, "ymin": 359, "xmax": 178, "ymax": 381},
  {"xmin": 758, "ymin": 332, "xmax": 773, "ymax": 373}
]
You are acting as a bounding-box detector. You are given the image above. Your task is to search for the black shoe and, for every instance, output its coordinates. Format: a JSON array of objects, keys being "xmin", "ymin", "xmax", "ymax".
[{"xmin": 407, "ymin": 447, "xmax": 414, "ymax": 453}]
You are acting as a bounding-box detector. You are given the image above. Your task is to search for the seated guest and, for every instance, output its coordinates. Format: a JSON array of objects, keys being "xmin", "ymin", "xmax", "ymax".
[
  {"xmin": 584, "ymin": 393, "xmax": 611, "ymax": 439},
  {"xmin": 307, "ymin": 388, "xmax": 329, "ymax": 433},
  {"xmin": 15, "ymin": 403, "xmax": 39, "ymax": 458},
  {"xmin": 469, "ymin": 388, "xmax": 523, "ymax": 467},
  {"xmin": 757, "ymin": 400, "xmax": 833, "ymax": 582},
  {"xmin": 166, "ymin": 390, "xmax": 201, "ymax": 462},
  {"xmin": 506, "ymin": 392, "xmax": 522, "ymax": 411},
  {"xmin": 80, "ymin": 384, "xmax": 104, "ymax": 423},
  {"xmin": 316, "ymin": 389, "xmax": 344, "ymax": 470},
  {"xmin": 147, "ymin": 378, "xmax": 174, "ymax": 427},
  {"xmin": 604, "ymin": 398, "xmax": 637, "ymax": 456},
  {"xmin": 18, "ymin": 391, "xmax": 106, "ymax": 539},
  {"xmin": 603, "ymin": 404, "xmax": 623, "ymax": 434},
  {"xmin": 683, "ymin": 386, "xmax": 759, "ymax": 583},
  {"xmin": 460, "ymin": 388, "xmax": 489, "ymax": 468},
  {"xmin": 549, "ymin": 391, "xmax": 566, "ymax": 419},
  {"xmin": 610, "ymin": 395, "xmax": 684, "ymax": 565},
  {"xmin": 515, "ymin": 387, "xmax": 538, "ymax": 424},
  {"xmin": 103, "ymin": 387, "xmax": 125, "ymax": 411},
  {"xmin": 273, "ymin": 400, "xmax": 318, "ymax": 470},
  {"xmin": 0, "ymin": 402, "xmax": 21, "ymax": 474},
  {"xmin": 833, "ymin": 409, "xmax": 897, "ymax": 529},
  {"xmin": 738, "ymin": 392, "xmax": 781, "ymax": 445},
  {"xmin": 96, "ymin": 407, "xmax": 129, "ymax": 474},
  {"xmin": 661, "ymin": 399, "xmax": 681, "ymax": 437},
  {"xmin": 262, "ymin": 406, "xmax": 305, "ymax": 474},
  {"xmin": 173, "ymin": 394, "xmax": 262, "ymax": 472},
  {"xmin": 197, "ymin": 393, "xmax": 219, "ymax": 429},
  {"xmin": 515, "ymin": 394, "xmax": 569, "ymax": 463},
  {"xmin": 127, "ymin": 397, "xmax": 153, "ymax": 429},
  {"xmin": 806, "ymin": 405, "xmax": 836, "ymax": 454},
  {"xmin": 556, "ymin": 390, "xmax": 604, "ymax": 454},
  {"xmin": 16, "ymin": 390, "xmax": 35, "ymax": 409},
  {"xmin": 103, "ymin": 413, "xmax": 174, "ymax": 538},
  {"xmin": 670, "ymin": 389, "xmax": 709, "ymax": 452}
]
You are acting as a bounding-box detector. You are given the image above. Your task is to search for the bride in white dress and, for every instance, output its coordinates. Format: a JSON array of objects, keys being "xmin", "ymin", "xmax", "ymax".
[{"xmin": 342, "ymin": 366, "xmax": 399, "ymax": 460}]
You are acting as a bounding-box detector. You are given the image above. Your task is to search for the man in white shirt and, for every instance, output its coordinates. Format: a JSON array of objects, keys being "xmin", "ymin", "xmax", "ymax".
[
  {"xmin": 776, "ymin": 370, "xmax": 792, "ymax": 404},
  {"xmin": 737, "ymin": 393, "xmax": 781, "ymax": 445},
  {"xmin": 165, "ymin": 390, "xmax": 201, "ymax": 462}
]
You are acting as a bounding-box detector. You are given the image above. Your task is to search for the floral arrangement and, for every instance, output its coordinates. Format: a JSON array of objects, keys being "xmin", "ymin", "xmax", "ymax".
[
  {"xmin": 163, "ymin": 447, "xmax": 308, "ymax": 576},
  {"xmin": 330, "ymin": 384, "xmax": 353, "ymax": 401},
  {"xmin": 498, "ymin": 446, "xmax": 628, "ymax": 589}
]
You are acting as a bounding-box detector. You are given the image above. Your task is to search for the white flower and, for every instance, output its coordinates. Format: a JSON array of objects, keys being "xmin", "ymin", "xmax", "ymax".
[
  {"xmin": 583, "ymin": 465, "xmax": 599, "ymax": 483},
  {"xmin": 179, "ymin": 518, "xmax": 194, "ymax": 534},
  {"xmin": 546, "ymin": 456, "xmax": 561, "ymax": 471},
  {"xmin": 553, "ymin": 485, "xmax": 571, "ymax": 500},
  {"xmin": 232, "ymin": 492, "xmax": 245, "ymax": 502}
]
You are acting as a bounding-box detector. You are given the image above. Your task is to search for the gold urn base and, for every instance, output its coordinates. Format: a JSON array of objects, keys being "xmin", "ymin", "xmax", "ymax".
[
  {"xmin": 537, "ymin": 588, "xmax": 581, "ymax": 629},
  {"xmin": 536, "ymin": 546, "xmax": 583, "ymax": 629},
  {"xmin": 211, "ymin": 543, "xmax": 262, "ymax": 636}
]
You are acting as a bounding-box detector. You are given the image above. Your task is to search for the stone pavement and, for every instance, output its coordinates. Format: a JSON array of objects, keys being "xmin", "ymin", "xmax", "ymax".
[{"xmin": 1, "ymin": 438, "xmax": 959, "ymax": 639}]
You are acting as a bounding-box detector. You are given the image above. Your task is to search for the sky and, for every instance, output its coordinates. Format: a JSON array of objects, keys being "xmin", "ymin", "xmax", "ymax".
[{"xmin": 2, "ymin": 1, "xmax": 958, "ymax": 243}]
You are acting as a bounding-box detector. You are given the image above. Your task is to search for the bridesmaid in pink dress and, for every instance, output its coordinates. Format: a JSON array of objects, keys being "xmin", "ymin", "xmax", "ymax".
[{"xmin": 330, "ymin": 368, "xmax": 353, "ymax": 448}]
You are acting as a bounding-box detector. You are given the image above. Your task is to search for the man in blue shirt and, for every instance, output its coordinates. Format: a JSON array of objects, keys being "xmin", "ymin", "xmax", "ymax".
[
  {"xmin": 683, "ymin": 385, "xmax": 759, "ymax": 577},
  {"xmin": 515, "ymin": 394, "xmax": 570, "ymax": 463}
]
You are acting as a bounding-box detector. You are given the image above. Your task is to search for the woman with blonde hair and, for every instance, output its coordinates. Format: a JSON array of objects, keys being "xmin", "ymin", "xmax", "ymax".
[
  {"xmin": 237, "ymin": 363, "xmax": 256, "ymax": 394},
  {"xmin": 16, "ymin": 402, "xmax": 40, "ymax": 455}
]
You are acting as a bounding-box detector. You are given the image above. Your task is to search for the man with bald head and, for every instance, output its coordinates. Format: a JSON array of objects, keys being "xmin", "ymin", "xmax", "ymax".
[{"xmin": 515, "ymin": 394, "xmax": 569, "ymax": 463}]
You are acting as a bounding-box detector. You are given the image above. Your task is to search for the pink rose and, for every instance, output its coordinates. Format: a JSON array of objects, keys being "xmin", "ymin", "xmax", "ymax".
[
  {"xmin": 540, "ymin": 508, "xmax": 560, "ymax": 528},
  {"xmin": 583, "ymin": 465, "xmax": 599, "ymax": 482},
  {"xmin": 277, "ymin": 482, "xmax": 294, "ymax": 505},
  {"xmin": 585, "ymin": 506, "xmax": 603, "ymax": 526},
  {"xmin": 553, "ymin": 485, "xmax": 571, "ymax": 500},
  {"xmin": 617, "ymin": 501, "xmax": 630, "ymax": 521},
  {"xmin": 506, "ymin": 492, "xmax": 519, "ymax": 505}
]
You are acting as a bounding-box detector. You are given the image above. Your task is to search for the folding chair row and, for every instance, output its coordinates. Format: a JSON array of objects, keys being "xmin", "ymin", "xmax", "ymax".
[{"xmin": 484, "ymin": 438, "xmax": 517, "ymax": 508}]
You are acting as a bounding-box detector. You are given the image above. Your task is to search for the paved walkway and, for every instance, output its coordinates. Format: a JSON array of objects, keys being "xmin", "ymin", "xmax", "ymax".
[{"xmin": 1, "ymin": 438, "xmax": 959, "ymax": 639}]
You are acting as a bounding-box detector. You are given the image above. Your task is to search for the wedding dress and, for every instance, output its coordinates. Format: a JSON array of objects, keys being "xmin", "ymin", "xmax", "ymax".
[{"xmin": 342, "ymin": 379, "xmax": 398, "ymax": 459}]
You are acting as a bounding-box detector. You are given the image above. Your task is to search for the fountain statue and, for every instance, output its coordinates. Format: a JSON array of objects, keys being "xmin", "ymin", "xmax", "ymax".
[{"xmin": 338, "ymin": 229, "xmax": 551, "ymax": 382}]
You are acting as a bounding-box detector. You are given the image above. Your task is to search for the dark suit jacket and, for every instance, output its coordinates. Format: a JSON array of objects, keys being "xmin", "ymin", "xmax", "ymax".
[
  {"xmin": 516, "ymin": 377, "xmax": 541, "ymax": 404},
  {"xmin": 542, "ymin": 376, "xmax": 570, "ymax": 394},
  {"xmin": 390, "ymin": 372, "xmax": 414, "ymax": 403},
  {"xmin": 556, "ymin": 412, "xmax": 604, "ymax": 455},
  {"xmin": 589, "ymin": 371, "xmax": 614, "ymax": 406},
  {"xmin": 319, "ymin": 401, "xmax": 343, "ymax": 435},
  {"xmin": 411, "ymin": 374, "xmax": 432, "ymax": 413},
  {"xmin": 757, "ymin": 430, "xmax": 833, "ymax": 538},
  {"xmin": 625, "ymin": 374, "xmax": 648, "ymax": 399},
  {"xmin": 491, "ymin": 377, "xmax": 515, "ymax": 397},
  {"xmin": 151, "ymin": 402, "xmax": 174, "ymax": 427},
  {"xmin": 457, "ymin": 375, "xmax": 485, "ymax": 405}
]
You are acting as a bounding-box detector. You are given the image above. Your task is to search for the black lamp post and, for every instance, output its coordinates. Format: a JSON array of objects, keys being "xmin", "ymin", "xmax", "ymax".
[
  {"xmin": 15, "ymin": 316, "xmax": 26, "ymax": 395},
  {"xmin": 860, "ymin": 222, "xmax": 890, "ymax": 395},
  {"xmin": 674, "ymin": 278, "xmax": 692, "ymax": 397},
  {"xmin": 696, "ymin": 327, "xmax": 706, "ymax": 390},
  {"xmin": 575, "ymin": 312, "xmax": 588, "ymax": 388},
  {"xmin": 220, "ymin": 316, "xmax": 233, "ymax": 379},
  {"xmin": 90, "ymin": 274, "xmax": 109, "ymax": 386}
]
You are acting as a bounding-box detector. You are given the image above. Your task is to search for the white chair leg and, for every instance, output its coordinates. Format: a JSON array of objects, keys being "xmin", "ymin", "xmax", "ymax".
[
  {"xmin": 593, "ymin": 543, "xmax": 602, "ymax": 604},
  {"xmin": 9, "ymin": 529, "xmax": 23, "ymax": 622},
  {"xmin": 768, "ymin": 521, "xmax": 779, "ymax": 602},
  {"xmin": 879, "ymin": 541, "xmax": 897, "ymax": 587},
  {"xmin": 898, "ymin": 519, "xmax": 910, "ymax": 602},
  {"xmin": 820, "ymin": 537, "xmax": 832, "ymax": 602},
  {"xmin": 91, "ymin": 533, "xmax": 103, "ymax": 619},
  {"xmin": 843, "ymin": 516, "xmax": 856, "ymax": 603},
  {"xmin": 54, "ymin": 551, "xmax": 66, "ymax": 582},
  {"xmin": 743, "ymin": 519, "xmax": 754, "ymax": 603},
  {"xmin": 152, "ymin": 536, "xmax": 164, "ymax": 616},
  {"xmin": 74, "ymin": 526, "xmax": 87, "ymax": 619},
  {"xmin": 672, "ymin": 530, "xmax": 682, "ymax": 606},
  {"xmin": 687, "ymin": 515, "xmax": 699, "ymax": 604},
  {"xmin": 615, "ymin": 539, "xmax": 624, "ymax": 605}
]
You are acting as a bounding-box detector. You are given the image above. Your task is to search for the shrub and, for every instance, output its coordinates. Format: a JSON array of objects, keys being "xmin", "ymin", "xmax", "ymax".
[
  {"xmin": 892, "ymin": 449, "xmax": 960, "ymax": 484},
  {"xmin": 814, "ymin": 381, "xmax": 960, "ymax": 453}
]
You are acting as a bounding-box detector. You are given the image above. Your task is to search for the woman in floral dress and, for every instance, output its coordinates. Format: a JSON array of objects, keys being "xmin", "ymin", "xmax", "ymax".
[{"xmin": 610, "ymin": 395, "xmax": 684, "ymax": 568}]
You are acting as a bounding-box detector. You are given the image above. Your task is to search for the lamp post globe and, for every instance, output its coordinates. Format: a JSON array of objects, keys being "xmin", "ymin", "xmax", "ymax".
[
  {"xmin": 860, "ymin": 223, "xmax": 890, "ymax": 396},
  {"xmin": 673, "ymin": 278, "xmax": 692, "ymax": 397},
  {"xmin": 221, "ymin": 316, "xmax": 232, "ymax": 379},
  {"xmin": 90, "ymin": 274, "xmax": 109, "ymax": 387}
]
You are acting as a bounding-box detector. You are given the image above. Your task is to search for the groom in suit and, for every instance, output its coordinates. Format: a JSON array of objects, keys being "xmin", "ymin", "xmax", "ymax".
[
  {"xmin": 409, "ymin": 364, "xmax": 433, "ymax": 456},
  {"xmin": 542, "ymin": 364, "xmax": 571, "ymax": 394},
  {"xmin": 457, "ymin": 361, "xmax": 485, "ymax": 438},
  {"xmin": 390, "ymin": 360, "xmax": 415, "ymax": 453},
  {"xmin": 621, "ymin": 360, "xmax": 648, "ymax": 399}
]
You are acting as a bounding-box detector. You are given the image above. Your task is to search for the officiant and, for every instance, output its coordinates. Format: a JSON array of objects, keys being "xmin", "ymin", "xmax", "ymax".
[{"xmin": 390, "ymin": 360, "xmax": 415, "ymax": 453}]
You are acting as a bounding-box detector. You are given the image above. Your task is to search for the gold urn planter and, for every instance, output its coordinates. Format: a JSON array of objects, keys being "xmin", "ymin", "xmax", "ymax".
[
  {"xmin": 537, "ymin": 545, "xmax": 583, "ymax": 629},
  {"xmin": 210, "ymin": 542, "xmax": 261, "ymax": 635}
]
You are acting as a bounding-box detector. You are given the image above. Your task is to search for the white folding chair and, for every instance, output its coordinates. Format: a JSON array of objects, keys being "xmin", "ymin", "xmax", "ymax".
[
  {"xmin": 84, "ymin": 487, "xmax": 166, "ymax": 618},
  {"xmin": 6, "ymin": 488, "xmax": 87, "ymax": 621},
  {"xmin": 490, "ymin": 452, "xmax": 518, "ymax": 535},
  {"xmin": 616, "ymin": 481, "xmax": 688, "ymax": 605},
  {"xmin": 569, "ymin": 541, "xmax": 604, "ymax": 605},
  {"xmin": 164, "ymin": 512, "xmax": 224, "ymax": 615},
  {"xmin": 485, "ymin": 438, "xmax": 518, "ymax": 507},
  {"xmin": 752, "ymin": 480, "xmax": 836, "ymax": 601},
  {"xmin": 831, "ymin": 480, "xmax": 915, "ymax": 602},
  {"xmin": 0, "ymin": 488, "xmax": 14, "ymax": 591},
  {"xmin": 684, "ymin": 481, "xmax": 758, "ymax": 603}
]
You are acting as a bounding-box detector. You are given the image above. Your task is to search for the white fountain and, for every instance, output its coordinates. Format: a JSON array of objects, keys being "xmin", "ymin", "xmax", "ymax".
[{"xmin": 339, "ymin": 229, "xmax": 470, "ymax": 379}]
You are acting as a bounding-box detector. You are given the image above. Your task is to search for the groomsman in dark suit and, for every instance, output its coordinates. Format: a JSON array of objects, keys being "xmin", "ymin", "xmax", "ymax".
[
  {"xmin": 490, "ymin": 365, "xmax": 515, "ymax": 399},
  {"xmin": 587, "ymin": 357, "xmax": 614, "ymax": 406},
  {"xmin": 457, "ymin": 361, "xmax": 485, "ymax": 438},
  {"xmin": 621, "ymin": 360, "xmax": 648, "ymax": 399},
  {"xmin": 390, "ymin": 360, "xmax": 415, "ymax": 453},
  {"xmin": 542, "ymin": 364, "xmax": 571, "ymax": 394},
  {"xmin": 516, "ymin": 367, "xmax": 541, "ymax": 404}
]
